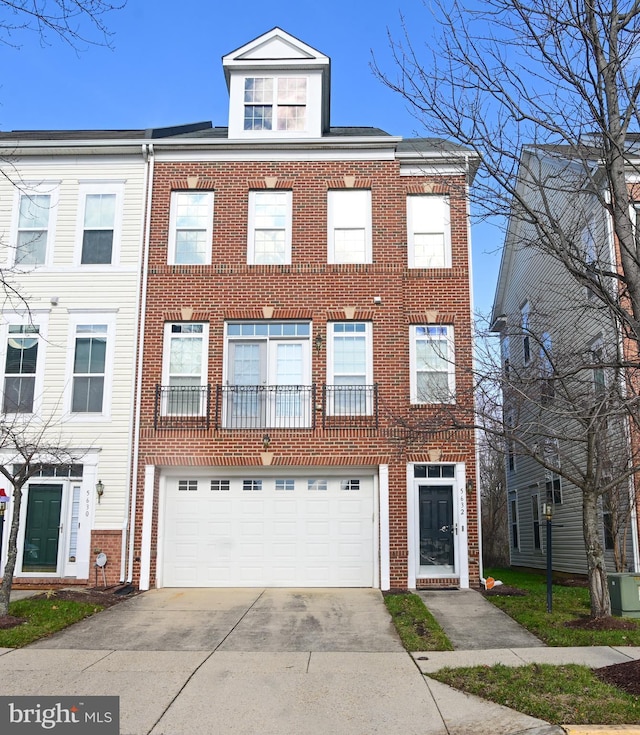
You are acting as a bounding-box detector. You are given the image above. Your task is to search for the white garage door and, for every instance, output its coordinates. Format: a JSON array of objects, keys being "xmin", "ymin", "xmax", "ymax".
[{"xmin": 161, "ymin": 472, "xmax": 376, "ymax": 587}]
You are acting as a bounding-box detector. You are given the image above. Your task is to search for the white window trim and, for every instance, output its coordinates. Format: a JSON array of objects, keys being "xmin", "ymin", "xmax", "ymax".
[
  {"xmin": 406, "ymin": 194, "xmax": 452, "ymax": 269},
  {"xmin": 161, "ymin": 321, "xmax": 210, "ymax": 389},
  {"xmin": 65, "ymin": 310, "xmax": 117, "ymax": 422},
  {"xmin": 327, "ymin": 190, "xmax": 372, "ymax": 264},
  {"xmin": 74, "ymin": 180, "xmax": 125, "ymax": 267},
  {"xmin": 167, "ymin": 191, "xmax": 214, "ymax": 266},
  {"xmin": 241, "ymin": 74, "xmax": 309, "ymax": 136},
  {"xmin": 327, "ymin": 321, "xmax": 373, "ymax": 382},
  {"xmin": 409, "ymin": 325, "xmax": 456, "ymax": 404},
  {"xmin": 247, "ymin": 190, "xmax": 292, "ymax": 265},
  {"xmin": 0, "ymin": 310, "xmax": 50, "ymax": 419},
  {"xmin": 10, "ymin": 182, "xmax": 60, "ymax": 268}
]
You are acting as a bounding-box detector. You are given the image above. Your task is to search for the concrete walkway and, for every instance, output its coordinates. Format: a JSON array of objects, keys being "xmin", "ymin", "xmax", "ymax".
[{"xmin": 417, "ymin": 588, "xmax": 545, "ymax": 649}]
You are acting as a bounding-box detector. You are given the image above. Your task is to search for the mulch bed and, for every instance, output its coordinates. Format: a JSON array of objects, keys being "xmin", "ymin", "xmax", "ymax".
[
  {"xmin": 0, "ymin": 585, "xmax": 138, "ymax": 630},
  {"xmin": 564, "ymin": 615, "xmax": 638, "ymax": 631},
  {"xmin": 594, "ymin": 658, "xmax": 640, "ymax": 696},
  {"xmin": 482, "ymin": 585, "xmax": 528, "ymax": 597}
]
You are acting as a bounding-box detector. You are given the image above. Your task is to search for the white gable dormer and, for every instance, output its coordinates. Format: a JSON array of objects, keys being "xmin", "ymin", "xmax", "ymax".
[{"xmin": 223, "ymin": 28, "xmax": 331, "ymax": 139}]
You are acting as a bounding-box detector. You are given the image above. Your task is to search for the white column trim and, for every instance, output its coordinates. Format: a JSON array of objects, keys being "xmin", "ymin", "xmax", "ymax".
[
  {"xmin": 379, "ymin": 464, "xmax": 390, "ymax": 590},
  {"xmin": 139, "ymin": 465, "xmax": 155, "ymax": 591},
  {"xmin": 406, "ymin": 463, "xmax": 417, "ymax": 588}
]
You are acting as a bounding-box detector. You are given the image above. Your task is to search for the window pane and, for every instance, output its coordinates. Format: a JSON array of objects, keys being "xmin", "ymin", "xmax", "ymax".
[
  {"xmin": 334, "ymin": 335, "xmax": 366, "ymax": 374},
  {"xmin": 254, "ymin": 193, "xmax": 287, "ymax": 228},
  {"xmin": 169, "ymin": 337, "xmax": 203, "ymax": 375},
  {"xmin": 72, "ymin": 376, "xmax": 104, "ymax": 412},
  {"xmin": 84, "ymin": 193, "xmax": 115, "ymax": 228},
  {"xmin": 277, "ymin": 78, "xmax": 306, "ymax": 104},
  {"xmin": 3, "ymin": 376, "xmax": 35, "ymax": 412},
  {"xmin": 175, "ymin": 231, "xmax": 207, "ymax": 264},
  {"xmin": 19, "ymin": 194, "xmax": 50, "ymax": 229},
  {"xmin": 334, "ymin": 229, "xmax": 366, "ymax": 263},
  {"xmin": 277, "ymin": 106, "xmax": 305, "ymax": 131},
  {"xmin": 74, "ymin": 336, "xmax": 106, "ymax": 373},
  {"xmin": 413, "ymin": 233, "xmax": 446, "ymax": 268},
  {"xmin": 254, "ymin": 230, "xmax": 285, "ymax": 264},
  {"xmin": 244, "ymin": 78, "xmax": 273, "ymax": 103},
  {"xmin": 81, "ymin": 231, "xmax": 113, "ymax": 264},
  {"xmin": 244, "ymin": 106, "xmax": 272, "ymax": 130},
  {"xmin": 417, "ymin": 371, "xmax": 449, "ymax": 402},
  {"xmin": 16, "ymin": 231, "xmax": 47, "ymax": 265}
]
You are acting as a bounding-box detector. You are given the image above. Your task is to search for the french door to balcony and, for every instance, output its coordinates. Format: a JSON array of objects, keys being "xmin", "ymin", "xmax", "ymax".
[{"xmin": 227, "ymin": 339, "xmax": 310, "ymax": 428}]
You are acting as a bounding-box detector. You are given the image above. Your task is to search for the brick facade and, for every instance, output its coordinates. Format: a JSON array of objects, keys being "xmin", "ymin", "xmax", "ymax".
[{"xmin": 132, "ymin": 158, "xmax": 479, "ymax": 590}]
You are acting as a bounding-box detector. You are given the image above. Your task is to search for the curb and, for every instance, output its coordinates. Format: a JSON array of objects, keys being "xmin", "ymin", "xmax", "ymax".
[{"xmin": 562, "ymin": 727, "xmax": 640, "ymax": 734}]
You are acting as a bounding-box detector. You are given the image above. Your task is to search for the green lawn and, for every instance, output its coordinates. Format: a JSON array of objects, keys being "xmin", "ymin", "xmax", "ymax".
[
  {"xmin": 384, "ymin": 592, "xmax": 453, "ymax": 651},
  {"xmin": 483, "ymin": 567, "xmax": 640, "ymax": 646},
  {"xmin": 0, "ymin": 597, "xmax": 104, "ymax": 647},
  {"xmin": 431, "ymin": 663, "xmax": 640, "ymax": 725}
]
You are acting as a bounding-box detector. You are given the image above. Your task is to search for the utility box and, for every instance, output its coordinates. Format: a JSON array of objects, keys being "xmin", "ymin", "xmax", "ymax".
[{"xmin": 608, "ymin": 573, "xmax": 640, "ymax": 618}]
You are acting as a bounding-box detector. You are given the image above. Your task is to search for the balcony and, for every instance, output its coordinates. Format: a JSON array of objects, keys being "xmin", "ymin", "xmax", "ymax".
[
  {"xmin": 216, "ymin": 385, "xmax": 315, "ymax": 429},
  {"xmin": 154, "ymin": 385, "xmax": 211, "ymax": 429},
  {"xmin": 322, "ymin": 385, "xmax": 379, "ymax": 429},
  {"xmin": 154, "ymin": 384, "xmax": 380, "ymax": 431}
]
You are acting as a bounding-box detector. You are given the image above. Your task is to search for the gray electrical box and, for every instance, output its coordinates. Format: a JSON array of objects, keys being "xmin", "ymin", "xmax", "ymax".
[{"xmin": 608, "ymin": 573, "xmax": 640, "ymax": 618}]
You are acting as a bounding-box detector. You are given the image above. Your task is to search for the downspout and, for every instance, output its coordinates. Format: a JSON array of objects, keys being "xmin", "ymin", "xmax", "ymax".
[
  {"xmin": 124, "ymin": 142, "xmax": 154, "ymax": 584},
  {"xmin": 466, "ymin": 153, "xmax": 484, "ymax": 585}
]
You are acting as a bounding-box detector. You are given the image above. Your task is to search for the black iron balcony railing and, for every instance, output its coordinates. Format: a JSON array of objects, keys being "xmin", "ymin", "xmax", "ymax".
[
  {"xmin": 154, "ymin": 384, "xmax": 211, "ymax": 429},
  {"xmin": 322, "ymin": 384, "xmax": 379, "ymax": 428},
  {"xmin": 154, "ymin": 383, "xmax": 380, "ymax": 430},
  {"xmin": 216, "ymin": 385, "xmax": 315, "ymax": 429}
]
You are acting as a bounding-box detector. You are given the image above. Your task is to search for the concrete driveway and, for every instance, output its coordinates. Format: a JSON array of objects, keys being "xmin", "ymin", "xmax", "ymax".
[
  {"xmin": 29, "ymin": 588, "xmax": 404, "ymax": 652},
  {"xmin": 3, "ymin": 588, "xmax": 561, "ymax": 734}
]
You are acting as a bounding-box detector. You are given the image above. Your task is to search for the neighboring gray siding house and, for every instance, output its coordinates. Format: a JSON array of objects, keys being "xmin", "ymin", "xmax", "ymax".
[{"xmin": 491, "ymin": 144, "xmax": 640, "ymax": 576}]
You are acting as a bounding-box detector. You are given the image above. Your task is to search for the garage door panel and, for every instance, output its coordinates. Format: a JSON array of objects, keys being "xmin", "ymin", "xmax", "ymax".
[{"xmin": 162, "ymin": 473, "xmax": 375, "ymax": 587}]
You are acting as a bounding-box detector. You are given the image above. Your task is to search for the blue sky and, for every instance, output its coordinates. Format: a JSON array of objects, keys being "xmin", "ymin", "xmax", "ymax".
[{"xmin": 0, "ymin": 0, "xmax": 501, "ymax": 315}]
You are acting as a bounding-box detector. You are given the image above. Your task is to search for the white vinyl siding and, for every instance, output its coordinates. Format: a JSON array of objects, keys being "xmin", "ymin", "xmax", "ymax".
[
  {"xmin": 407, "ymin": 195, "xmax": 451, "ymax": 268},
  {"xmin": 327, "ymin": 190, "xmax": 372, "ymax": 264}
]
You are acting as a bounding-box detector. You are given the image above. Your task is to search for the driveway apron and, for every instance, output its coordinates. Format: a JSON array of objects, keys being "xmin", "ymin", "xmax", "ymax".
[{"xmin": 29, "ymin": 588, "xmax": 403, "ymax": 651}]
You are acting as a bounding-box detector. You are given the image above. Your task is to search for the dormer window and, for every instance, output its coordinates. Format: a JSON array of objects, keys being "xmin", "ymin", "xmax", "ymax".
[{"xmin": 244, "ymin": 77, "xmax": 307, "ymax": 131}]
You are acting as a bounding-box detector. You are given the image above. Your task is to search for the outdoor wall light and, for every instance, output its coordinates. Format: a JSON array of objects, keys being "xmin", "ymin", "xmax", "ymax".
[
  {"xmin": 314, "ymin": 333, "xmax": 323, "ymax": 352},
  {"xmin": 542, "ymin": 502, "xmax": 553, "ymax": 521},
  {"xmin": 262, "ymin": 434, "xmax": 271, "ymax": 450},
  {"xmin": 466, "ymin": 479, "xmax": 474, "ymax": 493},
  {"xmin": 96, "ymin": 480, "xmax": 105, "ymax": 504}
]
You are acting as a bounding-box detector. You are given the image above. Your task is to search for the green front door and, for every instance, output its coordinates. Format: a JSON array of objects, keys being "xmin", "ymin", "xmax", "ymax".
[{"xmin": 23, "ymin": 484, "xmax": 62, "ymax": 572}]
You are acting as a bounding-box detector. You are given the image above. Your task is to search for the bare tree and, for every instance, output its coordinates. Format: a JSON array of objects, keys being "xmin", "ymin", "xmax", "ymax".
[
  {"xmin": 0, "ymin": 415, "xmax": 81, "ymax": 616},
  {"xmin": 0, "ymin": 0, "xmax": 124, "ymax": 49},
  {"xmin": 478, "ymin": 425, "xmax": 510, "ymax": 567},
  {"xmin": 374, "ymin": 0, "xmax": 640, "ymax": 618}
]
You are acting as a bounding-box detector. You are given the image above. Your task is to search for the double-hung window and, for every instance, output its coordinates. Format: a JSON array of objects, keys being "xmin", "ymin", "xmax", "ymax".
[
  {"xmin": 327, "ymin": 190, "xmax": 372, "ymax": 264},
  {"xmin": 162, "ymin": 323, "xmax": 209, "ymax": 416},
  {"xmin": 327, "ymin": 322, "xmax": 373, "ymax": 414},
  {"xmin": 224, "ymin": 321, "xmax": 311, "ymax": 428},
  {"xmin": 71, "ymin": 324, "xmax": 108, "ymax": 413},
  {"xmin": 77, "ymin": 183, "xmax": 123, "ymax": 265},
  {"xmin": 410, "ymin": 325, "xmax": 455, "ymax": 403},
  {"xmin": 14, "ymin": 185, "xmax": 58, "ymax": 266},
  {"xmin": 244, "ymin": 77, "xmax": 307, "ymax": 131},
  {"xmin": 407, "ymin": 195, "xmax": 451, "ymax": 268},
  {"xmin": 168, "ymin": 191, "xmax": 214, "ymax": 265},
  {"xmin": 247, "ymin": 191, "xmax": 292, "ymax": 264},
  {"xmin": 2, "ymin": 324, "xmax": 39, "ymax": 413}
]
